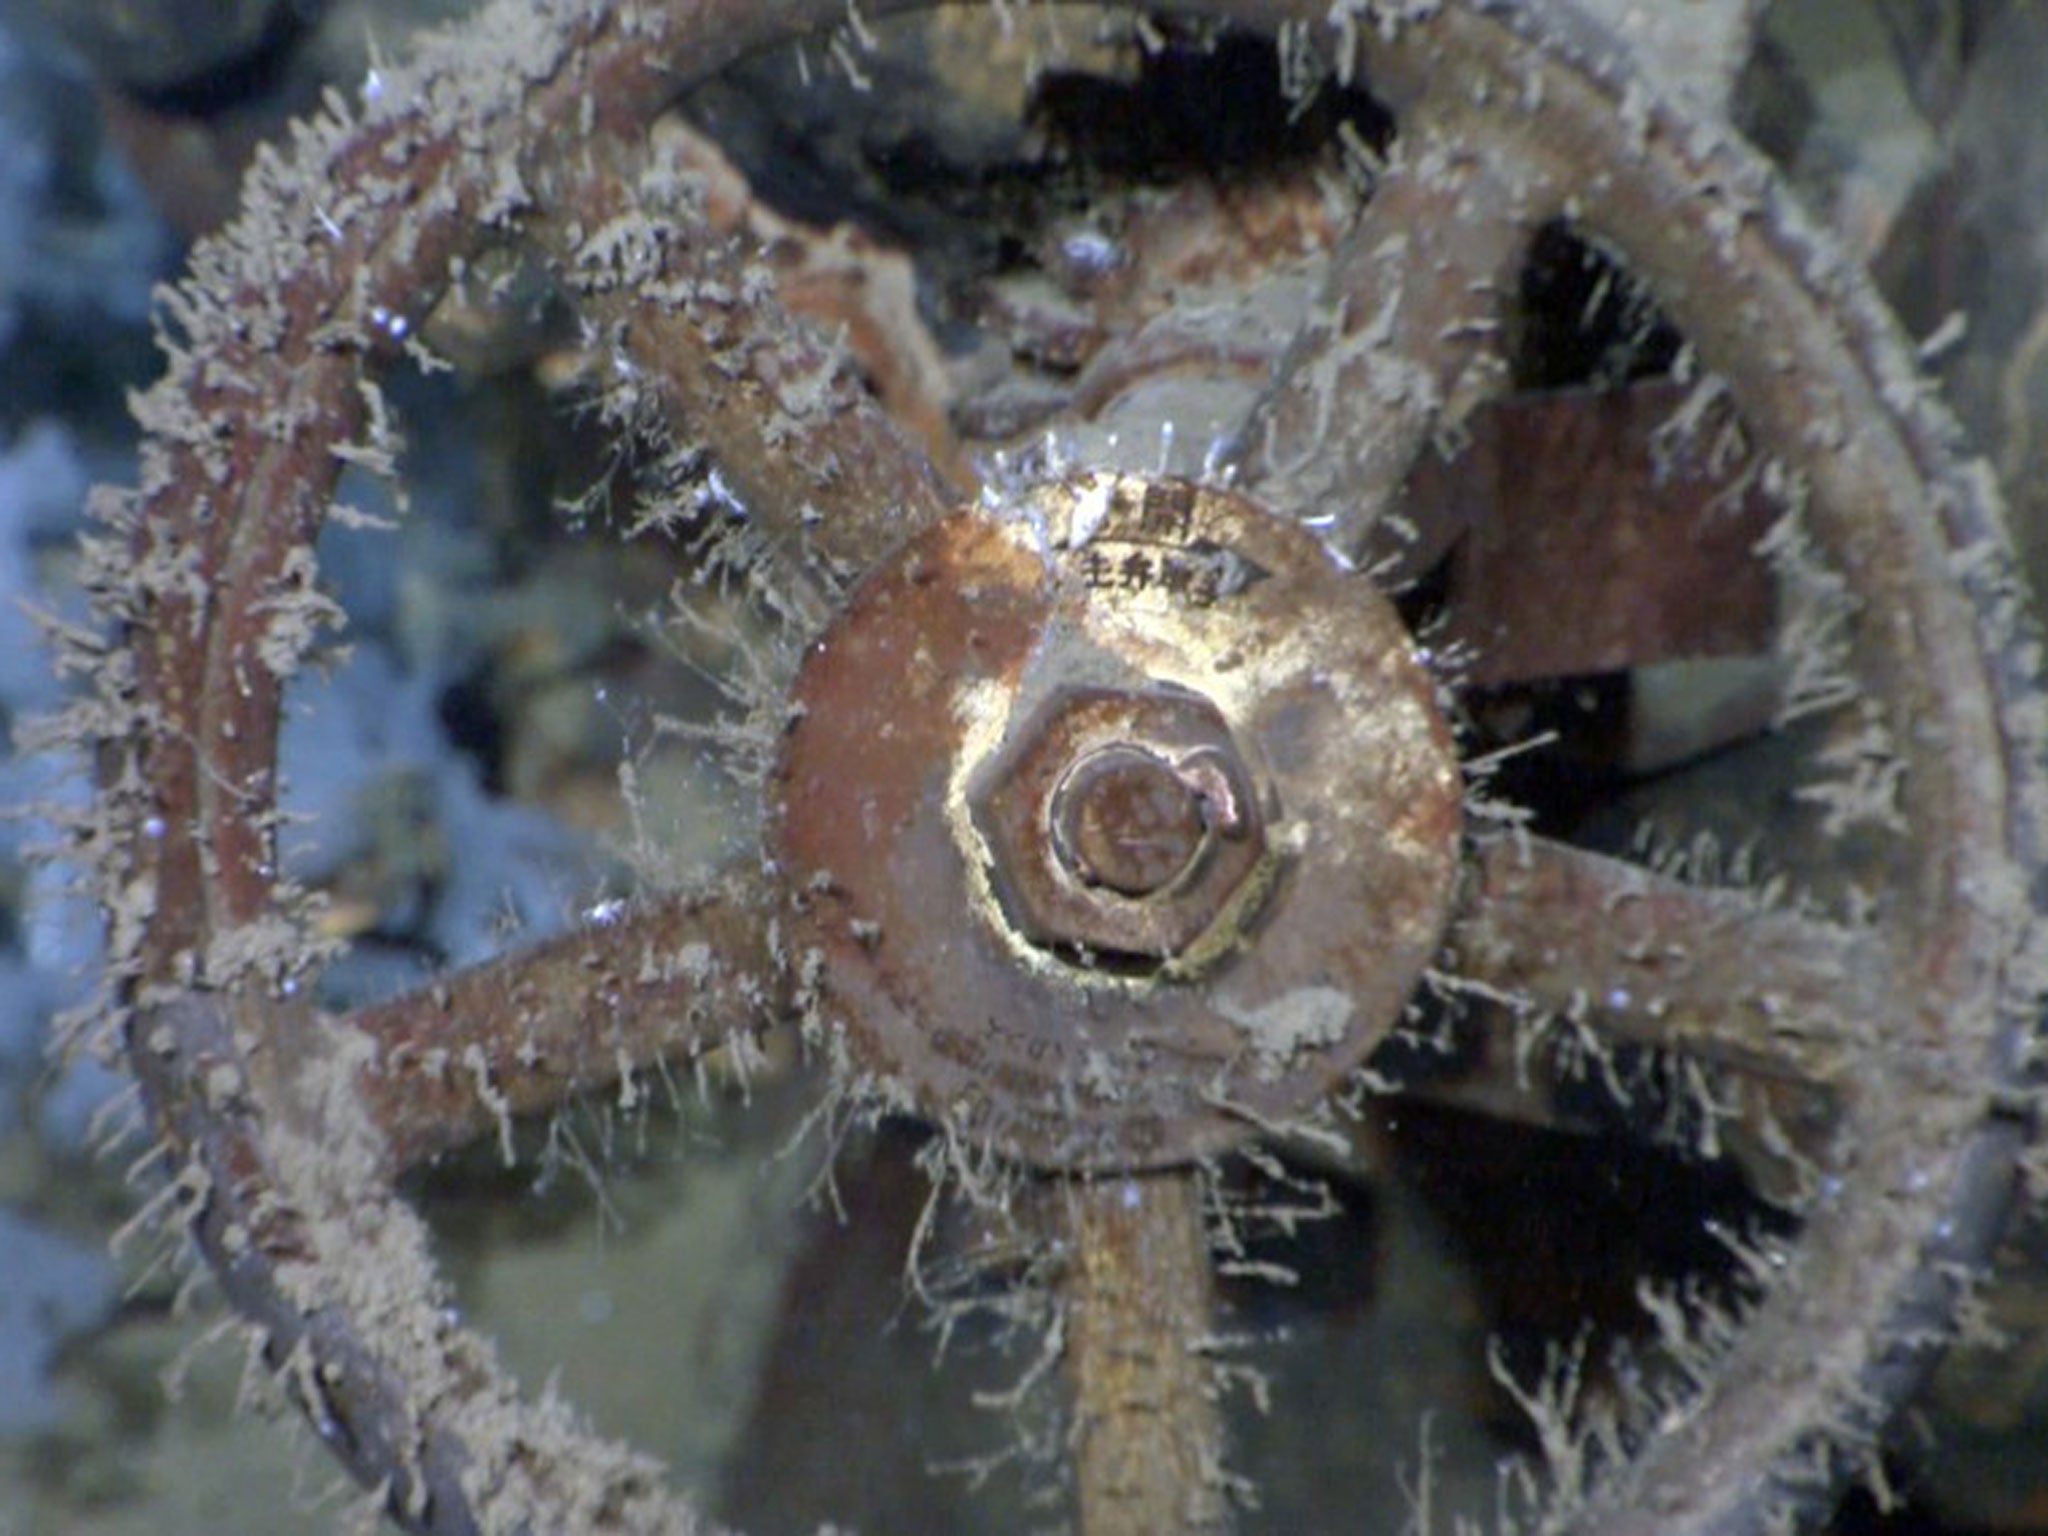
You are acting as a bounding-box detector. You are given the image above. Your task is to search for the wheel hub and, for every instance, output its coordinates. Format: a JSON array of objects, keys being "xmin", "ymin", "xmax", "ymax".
[{"xmin": 770, "ymin": 472, "xmax": 1463, "ymax": 1170}]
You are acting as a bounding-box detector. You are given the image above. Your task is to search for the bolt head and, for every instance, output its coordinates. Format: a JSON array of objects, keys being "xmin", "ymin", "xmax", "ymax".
[
  {"xmin": 1051, "ymin": 745, "xmax": 1211, "ymax": 898},
  {"xmin": 968, "ymin": 687, "xmax": 1271, "ymax": 964}
]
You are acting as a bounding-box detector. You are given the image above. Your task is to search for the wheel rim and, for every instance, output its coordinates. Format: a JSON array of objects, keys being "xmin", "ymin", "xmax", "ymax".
[{"xmin": 73, "ymin": 3, "xmax": 2047, "ymax": 1534}]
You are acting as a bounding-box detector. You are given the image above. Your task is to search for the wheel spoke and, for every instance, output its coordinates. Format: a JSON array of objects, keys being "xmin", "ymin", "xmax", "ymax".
[
  {"xmin": 1446, "ymin": 834, "xmax": 1889, "ymax": 1091},
  {"xmin": 1419, "ymin": 379, "xmax": 1779, "ymax": 686},
  {"xmin": 347, "ymin": 874, "xmax": 784, "ymax": 1170},
  {"xmin": 532, "ymin": 125, "xmax": 958, "ymax": 626},
  {"xmin": 1064, "ymin": 1171, "xmax": 1228, "ymax": 1536},
  {"xmin": 1229, "ymin": 105, "xmax": 1562, "ymax": 573}
]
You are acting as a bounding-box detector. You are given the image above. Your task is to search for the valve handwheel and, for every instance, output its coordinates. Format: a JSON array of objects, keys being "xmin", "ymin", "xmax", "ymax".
[{"xmin": 74, "ymin": 2, "xmax": 2047, "ymax": 1534}]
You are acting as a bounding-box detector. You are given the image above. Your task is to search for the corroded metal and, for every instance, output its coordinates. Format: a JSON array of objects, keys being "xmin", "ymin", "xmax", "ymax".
[
  {"xmin": 1226, "ymin": 98, "xmax": 1565, "ymax": 568},
  {"xmin": 79, "ymin": 2, "xmax": 2047, "ymax": 1535},
  {"xmin": 1063, "ymin": 1173, "xmax": 1229, "ymax": 1536},
  {"xmin": 350, "ymin": 880, "xmax": 783, "ymax": 1171},
  {"xmin": 1420, "ymin": 379, "xmax": 1780, "ymax": 684},
  {"xmin": 771, "ymin": 471, "xmax": 1462, "ymax": 1170},
  {"xmin": 1052, "ymin": 743, "xmax": 1224, "ymax": 898},
  {"xmin": 972, "ymin": 686, "xmax": 1269, "ymax": 959},
  {"xmin": 1450, "ymin": 835, "xmax": 1879, "ymax": 1089}
]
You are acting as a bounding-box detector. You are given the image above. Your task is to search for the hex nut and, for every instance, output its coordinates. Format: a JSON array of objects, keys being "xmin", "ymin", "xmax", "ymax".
[{"xmin": 968, "ymin": 686, "xmax": 1271, "ymax": 963}]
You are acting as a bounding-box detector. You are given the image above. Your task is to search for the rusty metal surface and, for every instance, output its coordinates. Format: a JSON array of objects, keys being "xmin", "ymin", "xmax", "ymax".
[
  {"xmin": 1063, "ymin": 1173, "xmax": 1228, "ymax": 1536},
  {"xmin": 971, "ymin": 687, "xmax": 1269, "ymax": 960},
  {"xmin": 71, "ymin": 2, "xmax": 2048, "ymax": 1534},
  {"xmin": 350, "ymin": 880, "xmax": 782, "ymax": 1171},
  {"xmin": 1227, "ymin": 96, "xmax": 1565, "ymax": 567},
  {"xmin": 772, "ymin": 471, "xmax": 1461, "ymax": 1170},
  {"xmin": 1427, "ymin": 379, "xmax": 1780, "ymax": 685},
  {"xmin": 534, "ymin": 134, "xmax": 957, "ymax": 618},
  {"xmin": 1451, "ymin": 834, "xmax": 1880, "ymax": 1089}
]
